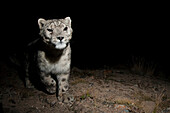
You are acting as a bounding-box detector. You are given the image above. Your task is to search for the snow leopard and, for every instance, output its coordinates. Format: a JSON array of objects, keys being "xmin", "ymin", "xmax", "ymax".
[{"xmin": 24, "ymin": 17, "xmax": 73, "ymax": 102}]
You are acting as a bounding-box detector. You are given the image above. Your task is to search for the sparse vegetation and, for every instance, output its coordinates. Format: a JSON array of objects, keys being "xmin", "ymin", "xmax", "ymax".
[
  {"xmin": 1, "ymin": 61, "xmax": 169, "ymax": 113},
  {"xmin": 80, "ymin": 92, "xmax": 91, "ymax": 100},
  {"xmin": 153, "ymin": 88, "xmax": 166, "ymax": 113},
  {"xmin": 129, "ymin": 56, "xmax": 157, "ymax": 76}
]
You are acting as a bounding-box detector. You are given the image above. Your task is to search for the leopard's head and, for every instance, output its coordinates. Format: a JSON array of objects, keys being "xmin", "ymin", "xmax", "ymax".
[{"xmin": 38, "ymin": 17, "xmax": 73, "ymax": 49}]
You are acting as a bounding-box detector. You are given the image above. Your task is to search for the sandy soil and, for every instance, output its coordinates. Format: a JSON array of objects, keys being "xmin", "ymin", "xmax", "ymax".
[{"xmin": 0, "ymin": 61, "xmax": 170, "ymax": 113}]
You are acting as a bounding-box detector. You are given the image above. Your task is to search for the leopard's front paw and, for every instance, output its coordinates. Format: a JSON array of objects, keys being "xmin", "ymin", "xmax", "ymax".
[
  {"xmin": 58, "ymin": 93, "xmax": 74, "ymax": 106},
  {"xmin": 46, "ymin": 86, "xmax": 56, "ymax": 94},
  {"xmin": 45, "ymin": 79, "xmax": 56, "ymax": 94}
]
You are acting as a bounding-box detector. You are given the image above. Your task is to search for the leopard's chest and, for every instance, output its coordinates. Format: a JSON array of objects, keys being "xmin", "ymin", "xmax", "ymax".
[{"xmin": 37, "ymin": 48, "xmax": 71, "ymax": 74}]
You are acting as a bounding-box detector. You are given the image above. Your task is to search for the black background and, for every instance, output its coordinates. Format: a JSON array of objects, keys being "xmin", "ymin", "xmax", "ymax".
[{"xmin": 0, "ymin": 2, "xmax": 169, "ymax": 74}]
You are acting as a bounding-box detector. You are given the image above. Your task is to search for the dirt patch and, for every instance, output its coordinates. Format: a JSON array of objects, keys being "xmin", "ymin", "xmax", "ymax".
[{"xmin": 0, "ymin": 62, "xmax": 170, "ymax": 113}]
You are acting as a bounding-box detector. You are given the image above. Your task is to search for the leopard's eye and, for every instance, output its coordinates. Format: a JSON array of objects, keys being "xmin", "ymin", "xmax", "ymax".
[
  {"xmin": 63, "ymin": 27, "xmax": 68, "ymax": 31},
  {"xmin": 47, "ymin": 29, "xmax": 53, "ymax": 32}
]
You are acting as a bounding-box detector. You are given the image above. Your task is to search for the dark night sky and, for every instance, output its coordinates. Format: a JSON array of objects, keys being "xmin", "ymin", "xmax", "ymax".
[{"xmin": 0, "ymin": 2, "xmax": 169, "ymax": 73}]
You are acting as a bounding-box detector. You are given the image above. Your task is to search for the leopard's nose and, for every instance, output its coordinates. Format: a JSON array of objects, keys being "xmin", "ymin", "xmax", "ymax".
[{"xmin": 57, "ymin": 37, "xmax": 64, "ymax": 41}]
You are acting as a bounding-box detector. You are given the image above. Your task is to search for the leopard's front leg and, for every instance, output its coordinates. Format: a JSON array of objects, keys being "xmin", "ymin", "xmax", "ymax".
[
  {"xmin": 57, "ymin": 74, "xmax": 69, "ymax": 97},
  {"xmin": 57, "ymin": 74, "xmax": 74, "ymax": 104},
  {"xmin": 40, "ymin": 71, "xmax": 56, "ymax": 94}
]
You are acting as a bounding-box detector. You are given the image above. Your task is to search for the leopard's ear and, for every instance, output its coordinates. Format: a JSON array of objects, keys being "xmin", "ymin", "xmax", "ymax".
[
  {"xmin": 64, "ymin": 17, "xmax": 71, "ymax": 26},
  {"xmin": 38, "ymin": 18, "xmax": 46, "ymax": 29}
]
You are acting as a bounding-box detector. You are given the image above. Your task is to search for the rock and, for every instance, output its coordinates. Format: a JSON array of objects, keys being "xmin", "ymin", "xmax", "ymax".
[
  {"xmin": 141, "ymin": 101, "xmax": 156, "ymax": 113},
  {"xmin": 50, "ymin": 100, "xmax": 56, "ymax": 107},
  {"xmin": 161, "ymin": 107, "xmax": 170, "ymax": 113}
]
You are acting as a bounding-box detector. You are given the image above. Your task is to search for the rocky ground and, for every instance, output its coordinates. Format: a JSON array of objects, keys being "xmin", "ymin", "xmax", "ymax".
[{"xmin": 0, "ymin": 60, "xmax": 170, "ymax": 113}]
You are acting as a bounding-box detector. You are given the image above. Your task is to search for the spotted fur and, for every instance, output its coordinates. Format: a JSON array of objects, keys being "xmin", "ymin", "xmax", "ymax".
[{"xmin": 25, "ymin": 17, "xmax": 73, "ymax": 100}]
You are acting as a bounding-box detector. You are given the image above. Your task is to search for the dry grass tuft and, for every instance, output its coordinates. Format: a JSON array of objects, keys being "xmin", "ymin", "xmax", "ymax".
[
  {"xmin": 130, "ymin": 56, "xmax": 157, "ymax": 76},
  {"xmin": 153, "ymin": 88, "xmax": 166, "ymax": 113}
]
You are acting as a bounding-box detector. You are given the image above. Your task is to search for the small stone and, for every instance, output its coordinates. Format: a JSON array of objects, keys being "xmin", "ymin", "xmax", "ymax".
[
  {"xmin": 124, "ymin": 109, "xmax": 129, "ymax": 112},
  {"xmin": 141, "ymin": 101, "xmax": 156, "ymax": 113},
  {"xmin": 89, "ymin": 83, "xmax": 93, "ymax": 87},
  {"xmin": 50, "ymin": 100, "xmax": 56, "ymax": 107},
  {"xmin": 102, "ymin": 101, "xmax": 107, "ymax": 105}
]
